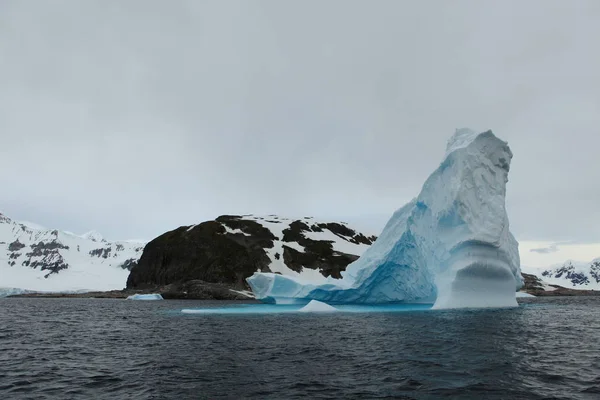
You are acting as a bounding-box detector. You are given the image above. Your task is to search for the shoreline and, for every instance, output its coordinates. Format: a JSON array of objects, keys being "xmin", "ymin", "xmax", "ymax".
[{"xmin": 7, "ymin": 289, "xmax": 600, "ymax": 300}]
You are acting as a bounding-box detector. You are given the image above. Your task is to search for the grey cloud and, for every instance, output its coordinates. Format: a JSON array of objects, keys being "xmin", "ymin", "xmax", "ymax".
[
  {"xmin": 0, "ymin": 0, "xmax": 599, "ymax": 242},
  {"xmin": 530, "ymin": 245, "xmax": 560, "ymax": 254}
]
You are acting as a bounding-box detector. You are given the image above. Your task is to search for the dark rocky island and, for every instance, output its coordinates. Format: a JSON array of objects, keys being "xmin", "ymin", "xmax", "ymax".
[{"xmin": 124, "ymin": 215, "xmax": 376, "ymax": 299}]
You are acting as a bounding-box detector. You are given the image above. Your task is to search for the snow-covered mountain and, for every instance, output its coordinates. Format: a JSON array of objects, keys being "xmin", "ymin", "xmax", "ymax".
[
  {"xmin": 0, "ymin": 212, "xmax": 144, "ymax": 293},
  {"xmin": 535, "ymin": 259, "xmax": 600, "ymax": 290}
]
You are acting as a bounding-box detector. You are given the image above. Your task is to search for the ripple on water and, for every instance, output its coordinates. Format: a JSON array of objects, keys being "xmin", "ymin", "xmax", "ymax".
[{"xmin": 0, "ymin": 297, "xmax": 599, "ymax": 399}]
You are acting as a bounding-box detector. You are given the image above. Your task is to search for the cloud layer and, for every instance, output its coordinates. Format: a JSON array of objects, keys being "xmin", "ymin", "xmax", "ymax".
[{"xmin": 1, "ymin": 0, "xmax": 599, "ymax": 241}]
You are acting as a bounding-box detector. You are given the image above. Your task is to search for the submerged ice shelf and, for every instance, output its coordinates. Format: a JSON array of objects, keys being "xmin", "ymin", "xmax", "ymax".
[
  {"xmin": 126, "ymin": 293, "xmax": 163, "ymax": 300},
  {"xmin": 181, "ymin": 303, "xmax": 432, "ymax": 315},
  {"xmin": 247, "ymin": 129, "xmax": 522, "ymax": 309},
  {"xmin": 180, "ymin": 291, "xmax": 529, "ymax": 315}
]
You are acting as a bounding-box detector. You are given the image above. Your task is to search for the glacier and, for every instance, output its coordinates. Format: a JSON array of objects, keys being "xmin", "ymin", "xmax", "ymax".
[{"xmin": 247, "ymin": 129, "xmax": 522, "ymax": 308}]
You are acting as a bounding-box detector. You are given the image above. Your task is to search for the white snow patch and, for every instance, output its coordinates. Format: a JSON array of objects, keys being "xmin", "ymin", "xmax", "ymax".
[
  {"xmin": 299, "ymin": 267, "xmax": 329, "ymax": 282},
  {"xmin": 222, "ymin": 225, "xmax": 251, "ymax": 236},
  {"xmin": 303, "ymin": 229, "xmax": 370, "ymax": 256},
  {"xmin": 229, "ymin": 289, "xmax": 255, "ymax": 298},
  {"xmin": 282, "ymin": 241, "xmax": 305, "ymax": 252}
]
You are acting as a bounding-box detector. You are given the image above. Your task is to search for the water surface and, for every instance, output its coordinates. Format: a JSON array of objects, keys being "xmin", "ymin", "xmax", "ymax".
[{"xmin": 1, "ymin": 297, "xmax": 599, "ymax": 399}]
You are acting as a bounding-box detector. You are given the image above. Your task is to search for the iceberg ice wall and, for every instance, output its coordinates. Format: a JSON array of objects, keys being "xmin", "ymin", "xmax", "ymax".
[{"xmin": 247, "ymin": 129, "xmax": 522, "ymax": 308}]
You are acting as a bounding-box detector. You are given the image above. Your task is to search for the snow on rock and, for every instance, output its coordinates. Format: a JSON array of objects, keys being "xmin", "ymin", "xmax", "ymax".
[
  {"xmin": 222, "ymin": 225, "xmax": 251, "ymax": 236},
  {"xmin": 520, "ymin": 270, "xmax": 558, "ymax": 292},
  {"xmin": 298, "ymin": 300, "xmax": 338, "ymax": 313},
  {"xmin": 222, "ymin": 215, "xmax": 375, "ymax": 283},
  {"xmin": 0, "ymin": 212, "xmax": 145, "ymax": 293},
  {"xmin": 539, "ymin": 259, "xmax": 600, "ymax": 290},
  {"xmin": 247, "ymin": 129, "xmax": 522, "ymax": 308},
  {"xmin": 126, "ymin": 293, "xmax": 163, "ymax": 300}
]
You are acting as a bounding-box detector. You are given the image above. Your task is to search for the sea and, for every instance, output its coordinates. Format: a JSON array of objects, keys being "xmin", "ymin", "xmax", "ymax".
[{"xmin": 0, "ymin": 296, "xmax": 599, "ymax": 399}]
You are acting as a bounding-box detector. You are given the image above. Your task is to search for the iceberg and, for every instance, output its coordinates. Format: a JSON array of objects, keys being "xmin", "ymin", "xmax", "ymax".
[
  {"xmin": 247, "ymin": 129, "xmax": 522, "ymax": 308},
  {"xmin": 298, "ymin": 300, "xmax": 338, "ymax": 313},
  {"xmin": 126, "ymin": 293, "xmax": 163, "ymax": 300}
]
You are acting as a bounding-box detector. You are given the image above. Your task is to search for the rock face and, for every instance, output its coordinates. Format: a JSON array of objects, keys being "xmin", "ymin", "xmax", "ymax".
[
  {"xmin": 0, "ymin": 212, "xmax": 144, "ymax": 292},
  {"xmin": 126, "ymin": 215, "xmax": 376, "ymax": 292},
  {"xmin": 247, "ymin": 129, "xmax": 523, "ymax": 308},
  {"xmin": 520, "ymin": 272, "xmax": 600, "ymax": 297}
]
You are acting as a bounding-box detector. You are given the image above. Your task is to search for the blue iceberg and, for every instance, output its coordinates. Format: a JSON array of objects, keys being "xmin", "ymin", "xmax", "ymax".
[
  {"xmin": 126, "ymin": 293, "xmax": 164, "ymax": 300},
  {"xmin": 247, "ymin": 129, "xmax": 522, "ymax": 308}
]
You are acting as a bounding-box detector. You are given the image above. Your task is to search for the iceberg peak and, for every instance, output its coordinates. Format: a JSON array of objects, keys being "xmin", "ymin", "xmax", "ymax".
[{"xmin": 445, "ymin": 128, "xmax": 489, "ymax": 157}]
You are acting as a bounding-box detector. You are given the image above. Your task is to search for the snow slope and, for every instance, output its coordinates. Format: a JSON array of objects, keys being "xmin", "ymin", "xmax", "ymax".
[
  {"xmin": 247, "ymin": 129, "xmax": 522, "ymax": 308},
  {"xmin": 0, "ymin": 212, "xmax": 144, "ymax": 293},
  {"xmin": 530, "ymin": 259, "xmax": 600, "ymax": 290}
]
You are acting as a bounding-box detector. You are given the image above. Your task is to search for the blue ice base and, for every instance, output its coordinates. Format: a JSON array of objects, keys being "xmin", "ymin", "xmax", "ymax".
[{"xmin": 181, "ymin": 303, "xmax": 433, "ymax": 315}]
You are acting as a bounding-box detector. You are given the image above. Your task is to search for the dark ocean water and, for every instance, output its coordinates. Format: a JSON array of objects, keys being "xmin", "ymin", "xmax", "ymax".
[{"xmin": 0, "ymin": 297, "xmax": 599, "ymax": 400}]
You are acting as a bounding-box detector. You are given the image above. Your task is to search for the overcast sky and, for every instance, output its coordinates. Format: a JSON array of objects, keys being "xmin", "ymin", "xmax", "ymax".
[{"xmin": 1, "ymin": 0, "xmax": 599, "ymax": 246}]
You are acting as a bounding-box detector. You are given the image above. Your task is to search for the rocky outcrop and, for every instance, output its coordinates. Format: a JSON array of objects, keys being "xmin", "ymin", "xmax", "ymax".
[
  {"xmin": 521, "ymin": 273, "xmax": 546, "ymax": 292},
  {"xmin": 127, "ymin": 219, "xmax": 273, "ymax": 290},
  {"xmin": 126, "ymin": 215, "xmax": 376, "ymax": 294}
]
